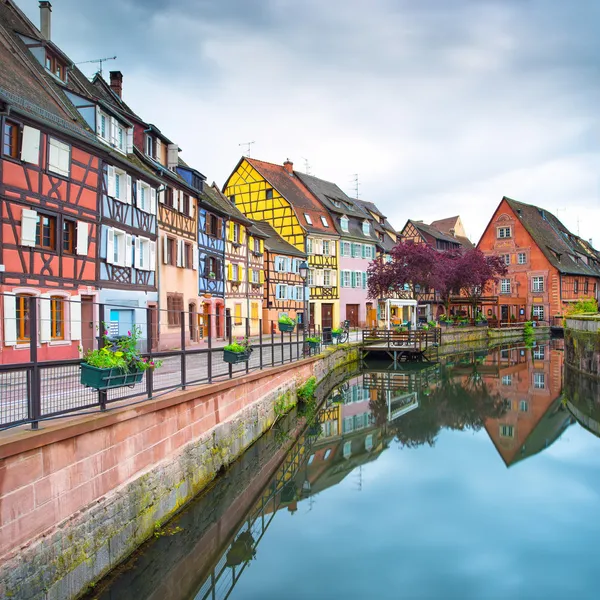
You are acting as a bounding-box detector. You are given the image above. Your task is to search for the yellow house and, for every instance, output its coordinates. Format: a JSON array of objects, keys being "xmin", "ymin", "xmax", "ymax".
[{"xmin": 224, "ymin": 157, "xmax": 340, "ymax": 331}]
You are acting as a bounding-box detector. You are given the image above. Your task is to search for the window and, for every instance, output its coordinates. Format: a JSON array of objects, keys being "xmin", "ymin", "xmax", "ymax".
[
  {"xmin": 364, "ymin": 245, "xmax": 373, "ymax": 259},
  {"xmin": 497, "ymin": 227, "xmax": 511, "ymax": 239},
  {"xmin": 519, "ymin": 400, "xmax": 529, "ymax": 412},
  {"xmin": 205, "ymin": 256, "xmax": 221, "ymax": 280},
  {"xmin": 532, "ymin": 276, "xmax": 544, "ymax": 292},
  {"xmin": 503, "ymin": 254, "xmax": 510, "ymax": 265},
  {"xmin": 500, "ymin": 279, "xmax": 511, "ymax": 294},
  {"xmin": 308, "ymin": 454, "xmax": 315, "ymax": 465},
  {"xmin": 320, "ymin": 216, "xmax": 329, "ymax": 227},
  {"xmin": 265, "ymin": 188, "xmax": 273, "ymax": 200},
  {"xmin": 2, "ymin": 120, "xmax": 19, "ymax": 159},
  {"xmin": 16, "ymin": 294, "xmax": 32, "ymax": 342},
  {"xmin": 534, "ymin": 373, "xmax": 545, "ymax": 389},
  {"xmin": 307, "ymin": 270, "xmax": 314, "ymax": 286},
  {"xmin": 166, "ymin": 188, "xmax": 174, "ymax": 208},
  {"xmin": 276, "ymin": 284, "xmax": 288, "ymax": 300},
  {"xmin": 274, "ymin": 256, "xmax": 287, "ymax": 272},
  {"xmin": 116, "ymin": 125, "xmax": 125, "ymax": 152},
  {"xmin": 351, "ymin": 243, "xmax": 361, "ymax": 258},
  {"xmin": 36, "ymin": 214, "xmax": 56, "ymax": 250},
  {"xmin": 181, "ymin": 194, "xmax": 190, "ymax": 216},
  {"xmin": 306, "ymin": 238, "xmax": 313, "ymax": 254},
  {"xmin": 574, "ymin": 279, "xmax": 579, "ymax": 294},
  {"xmin": 304, "ymin": 213, "xmax": 312, "ymax": 225},
  {"xmin": 232, "ymin": 223, "xmax": 241, "ymax": 243},
  {"xmin": 166, "ymin": 237, "xmax": 175, "ymax": 266},
  {"xmin": 323, "ymin": 240, "xmax": 330, "ymax": 256},
  {"xmin": 50, "ymin": 296, "xmax": 64, "ymax": 340},
  {"xmin": 362, "ymin": 221, "xmax": 370, "ymax": 235},
  {"xmin": 167, "ymin": 293, "xmax": 184, "ymax": 326},
  {"xmin": 229, "ymin": 194, "xmax": 235, "ymax": 203},
  {"xmin": 518, "ymin": 252, "xmax": 526, "ymax": 265},
  {"xmin": 62, "ymin": 219, "xmax": 75, "ymax": 254},
  {"xmin": 45, "ymin": 53, "xmax": 65, "ymax": 80},
  {"xmin": 323, "ymin": 270, "xmax": 331, "ymax": 286},
  {"xmin": 499, "ymin": 424, "xmax": 514, "ymax": 438},
  {"xmin": 234, "ymin": 303, "xmax": 242, "ymax": 325},
  {"xmin": 48, "ymin": 137, "xmax": 70, "ymax": 177},
  {"xmin": 184, "ymin": 242, "xmax": 193, "ymax": 269},
  {"xmin": 341, "ymin": 241, "xmax": 351, "ymax": 257},
  {"xmin": 532, "ymin": 305, "xmax": 544, "ymax": 320},
  {"xmin": 324, "ymin": 449, "xmax": 332, "ymax": 460},
  {"xmin": 502, "ymin": 375, "xmax": 512, "ymax": 386},
  {"xmin": 145, "ymin": 134, "xmax": 155, "ymax": 158},
  {"xmin": 100, "ymin": 114, "xmax": 107, "ymax": 138},
  {"xmin": 585, "ymin": 280, "xmax": 589, "ymax": 295},
  {"xmin": 251, "ymin": 269, "xmax": 260, "ymax": 284},
  {"xmin": 343, "ymin": 441, "xmax": 352, "ymax": 459},
  {"xmin": 342, "ymin": 270, "xmax": 351, "ymax": 288},
  {"xmin": 253, "ymin": 237, "xmax": 261, "ymax": 253},
  {"xmin": 340, "ymin": 216, "xmax": 349, "ymax": 232}
]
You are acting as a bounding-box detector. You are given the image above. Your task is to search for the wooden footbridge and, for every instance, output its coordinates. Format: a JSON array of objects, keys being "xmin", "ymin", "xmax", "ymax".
[{"xmin": 360, "ymin": 328, "xmax": 441, "ymax": 363}]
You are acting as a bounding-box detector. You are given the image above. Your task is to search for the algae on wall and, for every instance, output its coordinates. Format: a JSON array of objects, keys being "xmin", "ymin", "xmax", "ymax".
[{"xmin": 564, "ymin": 327, "xmax": 600, "ymax": 378}]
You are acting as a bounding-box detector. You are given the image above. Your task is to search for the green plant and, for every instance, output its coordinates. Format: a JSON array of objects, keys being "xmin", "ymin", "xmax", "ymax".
[
  {"xmin": 278, "ymin": 315, "xmax": 296, "ymax": 325},
  {"xmin": 332, "ymin": 327, "xmax": 344, "ymax": 335},
  {"xmin": 224, "ymin": 336, "xmax": 252, "ymax": 353},
  {"xmin": 82, "ymin": 325, "xmax": 161, "ymax": 372},
  {"xmin": 306, "ymin": 336, "xmax": 320, "ymax": 344},
  {"xmin": 565, "ymin": 297, "xmax": 598, "ymax": 315},
  {"xmin": 297, "ymin": 376, "xmax": 317, "ymax": 403}
]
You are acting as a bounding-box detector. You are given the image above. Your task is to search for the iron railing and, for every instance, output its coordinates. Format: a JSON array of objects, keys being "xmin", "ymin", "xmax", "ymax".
[{"xmin": 0, "ymin": 295, "xmax": 328, "ymax": 431}]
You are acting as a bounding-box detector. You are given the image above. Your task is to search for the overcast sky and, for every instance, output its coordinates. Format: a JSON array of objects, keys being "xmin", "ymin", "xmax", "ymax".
[{"xmin": 19, "ymin": 0, "xmax": 600, "ymax": 243}]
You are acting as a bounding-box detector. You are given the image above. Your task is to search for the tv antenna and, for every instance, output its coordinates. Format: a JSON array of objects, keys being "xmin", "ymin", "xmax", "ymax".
[
  {"xmin": 239, "ymin": 141, "xmax": 255, "ymax": 157},
  {"xmin": 352, "ymin": 173, "xmax": 359, "ymax": 199},
  {"xmin": 75, "ymin": 55, "xmax": 117, "ymax": 76},
  {"xmin": 302, "ymin": 157, "xmax": 311, "ymax": 175}
]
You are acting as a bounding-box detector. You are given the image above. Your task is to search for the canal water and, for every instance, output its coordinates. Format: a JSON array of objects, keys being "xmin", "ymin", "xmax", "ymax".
[{"xmin": 88, "ymin": 338, "xmax": 600, "ymax": 600}]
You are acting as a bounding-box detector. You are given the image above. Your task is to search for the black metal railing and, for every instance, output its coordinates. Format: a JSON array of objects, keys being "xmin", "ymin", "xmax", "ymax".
[{"xmin": 0, "ymin": 295, "xmax": 331, "ymax": 431}]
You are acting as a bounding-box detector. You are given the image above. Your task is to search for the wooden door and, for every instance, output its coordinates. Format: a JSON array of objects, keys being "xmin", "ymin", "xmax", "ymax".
[
  {"xmin": 203, "ymin": 303, "xmax": 210, "ymax": 338},
  {"xmin": 321, "ymin": 303, "xmax": 333, "ymax": 330},
  {"xmin": 346, "ymin": 304, "xmax": 359, "ymax": 328},
  {"xmin": 501, "ymin": 305, "xmax": 509, "ymax": 322},
  {"xmin": 80, "ymin": 296, "xmax": 94, "ymax": 352},
  {"xmin": 147, "ymin": 304, "xmax": 158, "ymax": 350}
]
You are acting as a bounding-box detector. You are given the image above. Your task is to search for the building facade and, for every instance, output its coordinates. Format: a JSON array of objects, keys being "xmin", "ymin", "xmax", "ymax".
[
  {"xmin": 477, "ymin": 197, "xmax": 600, "ymax": 323},
  {"xmin": 252, "ymin": 222, "xmax": 307, "ymax": 333},
  {"xmin": 224, "ymin": 158, "xmax": 340, "ymax": 330}
]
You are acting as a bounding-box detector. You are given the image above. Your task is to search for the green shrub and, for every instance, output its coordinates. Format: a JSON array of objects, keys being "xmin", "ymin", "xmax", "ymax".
[
  {"xmin": 278, "ymin": 315, "xmax": 296, "ymax": 325},
  {"xmin": 565, "ymin": 298, "xmax": 598, "ymax": 315},
  {"xmin": 297, "ymin": 376, "xmax": 317, "ymax": 403}
]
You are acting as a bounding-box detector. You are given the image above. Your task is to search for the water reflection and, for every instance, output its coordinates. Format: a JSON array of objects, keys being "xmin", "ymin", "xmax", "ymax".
[{"xmin": 91, "ymin": 338, "xmax": 600, "ymax": 600}]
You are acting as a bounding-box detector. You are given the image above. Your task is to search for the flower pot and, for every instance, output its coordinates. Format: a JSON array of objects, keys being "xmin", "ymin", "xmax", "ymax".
[
  {"xmin": 223, "ymin": 349, "xmax": 252, "ymax": 364},
  {"xmin": 331, "ymin": 331, "xmax": 341, "ymax": 338},
  {"xmin": 278, "ymin": 322, "xmax": 295, "ymax": 333},
  {"xmin": 80, "ymin": 363, "xmax": 143, "ymax": 390},
  {"xmin": 307, "ymin": 341, "xmax": 320, "ymax": 350}
]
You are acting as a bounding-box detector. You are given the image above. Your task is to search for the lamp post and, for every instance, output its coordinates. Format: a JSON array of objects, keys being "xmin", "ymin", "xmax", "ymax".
[{"xmin": 299, "ymin": 260, "xmax": 309, "ymax": 337}]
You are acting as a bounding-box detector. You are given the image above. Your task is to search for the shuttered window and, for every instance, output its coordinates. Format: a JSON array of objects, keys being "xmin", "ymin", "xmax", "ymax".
[{"xmin": 48, "ymin": 137, "xmax": 70, "ymax": 177}]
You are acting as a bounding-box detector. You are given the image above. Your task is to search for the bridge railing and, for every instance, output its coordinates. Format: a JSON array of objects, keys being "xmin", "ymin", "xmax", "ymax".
[{"xmin": 361, "ymin": 328, "xmax": 441, "ymax": 350}]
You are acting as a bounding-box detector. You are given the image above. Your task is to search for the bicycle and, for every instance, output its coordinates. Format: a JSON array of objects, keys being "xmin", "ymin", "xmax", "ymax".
[{"xmin": 335, "ymin": 320, "xmax": 351, "ymax": 344}]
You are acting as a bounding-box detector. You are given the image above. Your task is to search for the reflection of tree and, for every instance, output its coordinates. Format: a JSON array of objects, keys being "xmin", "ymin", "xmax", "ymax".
[{"xmin": 369, "ymin": 363, "xmax": 506, "ymax": 448}]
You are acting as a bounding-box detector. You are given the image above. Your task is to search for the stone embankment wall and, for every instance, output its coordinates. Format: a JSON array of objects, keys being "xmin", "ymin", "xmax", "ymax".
[
  {"xmin": 564, "ymin": 315, "xmax": 600, "ymax": 378},
  {"xmin": 436, "ymin": 324, "xmax": 550, "ymax": 357},
  {"xmin": 0, "ymin": 345, "xmax": 358, "ymax": 600}
]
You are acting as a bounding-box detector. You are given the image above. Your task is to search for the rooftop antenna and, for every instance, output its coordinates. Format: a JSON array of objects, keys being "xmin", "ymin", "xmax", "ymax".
[
  {"xmin": 352, "ymin": 173, "xmax": 359, "ymax": 199},
  {"xmin": 555, "ymin": 207, "xmax": 566, "ymax": 220},
  {"xmin": 302, "ymin": 157, "xmax": 311, "ymax": 175},
  {"xmin": 239, "ymin": 141, "xmax": 255, "ymax": 158},
  {"xmin": 75, "ymin": 55, "xmax": 117, "ymax": 76}
]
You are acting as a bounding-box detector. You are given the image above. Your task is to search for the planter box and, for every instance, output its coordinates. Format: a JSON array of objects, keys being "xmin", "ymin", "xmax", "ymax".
[
  {"xmin": 223, "ymin": 349, "xmax": 252, "ymax": 364},
  {"xmin": 278, "ymin": 322, "xmax": 295, "ymax": 333},
  {"xmin": 307, "ymin": 341, "xmax": 320, "ymax": 350},
  {"xmin": 80, "ymin": 363, "xmax": 143, "ymax": 390}
]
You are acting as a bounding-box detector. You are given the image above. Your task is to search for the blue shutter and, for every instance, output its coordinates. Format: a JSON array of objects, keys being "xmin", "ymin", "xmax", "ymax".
[
  {"xmin": 351, "ymin": 272, "xmax": 356, "ymax": 288},
  {"xmin": 361, "ymin": 244, "xmax": 366, "ymax": 258}
]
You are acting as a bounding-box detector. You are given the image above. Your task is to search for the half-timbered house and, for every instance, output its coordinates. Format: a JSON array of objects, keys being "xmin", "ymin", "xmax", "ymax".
[
  {"xmin": 224, "ymin": 158, "xmax": 340, "ymax": 330},
  {"xmin": 296, "ymin": 173, "xmax": 379, "ymax": 328},
  {"xmin": 251, "ymin": 222, "xmax": 307, "ymax": 333},
  {"xmin": 477, "ymin": 197, "xmax": 600, "ymax": 324}
]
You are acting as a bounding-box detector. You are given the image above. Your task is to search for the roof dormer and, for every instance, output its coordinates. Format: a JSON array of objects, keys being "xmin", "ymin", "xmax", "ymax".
[{"xmin": 340, "ymin": 215, "xmax": 349, "ymax": 233}]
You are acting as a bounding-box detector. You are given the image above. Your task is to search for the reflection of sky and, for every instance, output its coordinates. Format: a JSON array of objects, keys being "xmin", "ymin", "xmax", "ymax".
[{"xmin": 231, "ymin": 425, "xmax": 600, "ymax": 600}]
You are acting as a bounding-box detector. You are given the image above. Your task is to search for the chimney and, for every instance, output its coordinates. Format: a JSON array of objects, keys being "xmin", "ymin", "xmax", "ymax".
[
  {"xmin": 167, "ymin": 143, "xmax": 179, "ymax": 170},
  {"xmin": 589, "ymin": 238, "xmax": 593, "ymax": 247},
  {"xmin": 449, "ymin": 228, "xmax": 456, "ymax": 237},
  {"xmin": 39, "ymin": 1, "xmax": 52, "ymax": 40},
  {"xmin": 283, "ymin": 159, "xmax": 293, "ymax": 175},
  {"xmin": 110, "ymin": 71, "xmax": 123, "ymax": 98}
]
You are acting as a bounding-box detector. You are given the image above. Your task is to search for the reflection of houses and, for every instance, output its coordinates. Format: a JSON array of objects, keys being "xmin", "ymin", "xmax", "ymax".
[
  {"xmin": 564, "ymin": 364, "xmax": 600, "ymax": 439},
  {"xmin": 482, "ymin": 342, "xmax": 572, "ymax": 466}
]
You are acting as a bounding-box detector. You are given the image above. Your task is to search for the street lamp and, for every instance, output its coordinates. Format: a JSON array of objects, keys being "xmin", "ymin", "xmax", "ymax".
[{"xmin": 298, "ymin": 260, "xmax": 309, "ymax": 333}]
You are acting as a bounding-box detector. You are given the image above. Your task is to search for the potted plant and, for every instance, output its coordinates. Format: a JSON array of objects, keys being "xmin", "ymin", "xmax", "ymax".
[
  {"xmin": 306, "ymin": 336, "xmax": 321, "ymax": 350},
  {"xmin": 81, "ymin": 326, "xmax": 161, "ymax": 390},
  {"xmin": 223, "ymin": 337, "xmax": 253, "ymax": 364},
  {"xmin": 331, "ymin": 327, "xmax": 344, "ymax": 339},
  {"xmin": 278, "ymin": 315, "xmax": 296, "ymax": 333},
  {"xmin": 208, "ymin": 271, "xmax": 216, "ymax": 280}
]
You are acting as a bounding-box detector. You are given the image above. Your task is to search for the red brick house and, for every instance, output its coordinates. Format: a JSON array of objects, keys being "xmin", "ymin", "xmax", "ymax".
[{"xmin": 477, "ymin": 197, "xmax": 600, "ymax": 323}]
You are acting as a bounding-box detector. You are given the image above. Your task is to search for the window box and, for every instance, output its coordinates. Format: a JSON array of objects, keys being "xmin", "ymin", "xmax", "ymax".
[
  {"xmin": 278, "ymin": 322, "xmax": 296, "ymax": 333},
  {"xmin": 252, "ymin": 250, "xmax": 263, "ymax": 257},
  {"xmin": 223, "ymin": 348, "xmax": 252, "ymax": 364},
  {"xmin": 80, "ymin": 363, "xmax": 143, "ymax": 390}
]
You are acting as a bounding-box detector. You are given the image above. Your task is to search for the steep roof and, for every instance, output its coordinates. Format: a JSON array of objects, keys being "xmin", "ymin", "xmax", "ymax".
[
  {"xmin": 406, "ymin": 220, "xmax": 463, "ymax": 246},
  {"xmin": 251, "ymin": 222, "xmax": 306, "ymax": 257},
  {"xmin": 502, "ymin": 197, "xmax": 600, "ymax": 277},
  {"xmin": 244, "ymin": 158, "xmax": 336, "ymax": 235},
  {"xmin": 355, "ymin": 198, "xmax": 398, "ymax": 244},
  {"xmin": 294, "ymin": 172, "xmax": 379, "ymax": 243},
  {"xmin": 203, "ymin": 183, "xmax": 252, "ymax": 225},
  {"xmin": 430, "ymin": 216, "xmax": 473, "ymax": 249}
]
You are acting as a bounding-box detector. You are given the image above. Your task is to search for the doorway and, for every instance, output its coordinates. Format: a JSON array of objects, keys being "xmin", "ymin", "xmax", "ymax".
[
  {"xmin": 216, "ymin": 304, "xmax": 223, "ymax": 338},
  {"xmin": 188, "ymin": 302, "xmax": 196, "ymax": 342},
  {"xmin": 321, "ymin": 303, "xmax": 333, "ymax": 330},
  {"xmin": 501, "ymin": 305, "xmax": 509, "ymax": 322},
  {"xmin": 202, "ymin": 302, "xmax": 210, "ymax": 338},
  {"xmin": 80, "ymin": 296, "xmax": 94, "ymax": 352},
  {"xmin": 346, "ymin": 304, "xmax": 359, "ymax": 328}
]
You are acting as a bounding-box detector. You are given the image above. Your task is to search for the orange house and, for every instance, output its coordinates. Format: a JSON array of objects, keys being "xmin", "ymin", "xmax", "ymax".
[{"xmin": 477, "ymin": 197, "xmax": 600, "ymax": 324}]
